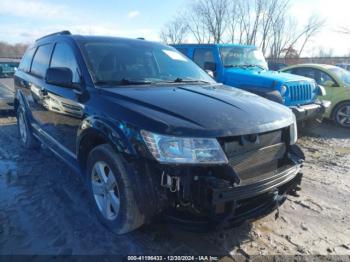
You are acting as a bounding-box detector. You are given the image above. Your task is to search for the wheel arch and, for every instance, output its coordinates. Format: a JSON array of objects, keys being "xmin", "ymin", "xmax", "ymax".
[{"xmin": 76, "ymin": 117, "xmax": 138, "ymax": 174}]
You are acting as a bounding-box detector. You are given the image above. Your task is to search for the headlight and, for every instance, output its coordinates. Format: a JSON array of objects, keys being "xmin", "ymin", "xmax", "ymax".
[
  {"xmin": 290, "ymin": 116, "xmax": 298, "ymax": 145},
  {"xmin": 280, "ymin": 85, "xmax": 287, "ymax": 96},
  {"xmin": 141, "ymin": 130, "xmax": 228, "ymax": 164},
  {"xmin": 317, "ymin": 85, "xmax": 326, "ymax": 96}
]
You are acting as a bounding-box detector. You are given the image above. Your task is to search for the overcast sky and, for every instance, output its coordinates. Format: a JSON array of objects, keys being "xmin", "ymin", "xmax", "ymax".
[{"xmin": 0, "ymin": 0, "xmax": 349, "ymax": 56}]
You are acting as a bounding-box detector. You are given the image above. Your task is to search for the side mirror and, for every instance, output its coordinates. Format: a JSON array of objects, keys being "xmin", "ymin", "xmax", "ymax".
[
  {"xmin": 46, "ymin": 67, "xmax": 74, "ymax": 88},
  {"xmin": 204, "ymin": 61, "xmax": 217, "ymax": 72}
]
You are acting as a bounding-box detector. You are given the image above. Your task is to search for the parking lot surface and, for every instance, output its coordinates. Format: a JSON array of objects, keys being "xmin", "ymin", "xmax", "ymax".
[{"xmin": 0, "ymin": 80, "xmax": 349, "ymax": 258}]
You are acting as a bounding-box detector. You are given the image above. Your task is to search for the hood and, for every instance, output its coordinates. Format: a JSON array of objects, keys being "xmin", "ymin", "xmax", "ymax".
[
  {"xmin": 224, "ymin": 67, "xmax": 313, "ymax": 85},
  {"xmin": 100, "ymin": 84, "xmax": 294, "ymax": 137}
]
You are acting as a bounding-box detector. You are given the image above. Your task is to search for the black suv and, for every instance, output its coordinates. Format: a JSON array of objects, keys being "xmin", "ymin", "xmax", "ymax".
[{"xmin": 14, "ymin": 31, "xmax": 304, "ymax": 234}]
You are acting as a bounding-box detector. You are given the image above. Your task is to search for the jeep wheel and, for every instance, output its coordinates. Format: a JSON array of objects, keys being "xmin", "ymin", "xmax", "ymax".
[
  {"xmin": 17, "ymin": 107, "xmax": 38, "ymax": 149},
  {"xmin": 333, "ymin": 102, "xmax": 350, "ymax": 128},
  {"xmin": 86, "ymin": 144, "xmax": 145, "ymax": 234}
]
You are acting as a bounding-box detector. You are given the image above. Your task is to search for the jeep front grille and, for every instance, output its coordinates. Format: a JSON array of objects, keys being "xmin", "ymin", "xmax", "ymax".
[{"xmin": 288, "ymin": 83, "xmax": 313, "ymax": 102}]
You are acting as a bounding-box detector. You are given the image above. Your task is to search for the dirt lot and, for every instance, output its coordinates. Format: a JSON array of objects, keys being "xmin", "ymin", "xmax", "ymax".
[{"xmin": 0, "ymin": 82, "xmax": 349, "ymax": 258}]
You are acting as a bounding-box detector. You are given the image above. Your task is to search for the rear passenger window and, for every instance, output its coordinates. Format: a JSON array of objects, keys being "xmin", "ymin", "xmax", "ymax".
[
  {"xmin": 31, "ymin": 44, "xmax": 54, "ymax": 78},
  {"xmin": 193, "ymin": 48, "xmax": 215, "ymax": 69},
  {"xmin": 19, "ymin": 47, "xmax": 35, "ymax": 73},
  {"xmin": 50, "ymin": 43, "xmax": 80, "ymax": 83}
]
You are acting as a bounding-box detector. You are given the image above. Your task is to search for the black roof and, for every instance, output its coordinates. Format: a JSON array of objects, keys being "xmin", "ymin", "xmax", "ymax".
[{"xmin": 35, "ymin": 31, "xmax": 160, "ymax": 47}]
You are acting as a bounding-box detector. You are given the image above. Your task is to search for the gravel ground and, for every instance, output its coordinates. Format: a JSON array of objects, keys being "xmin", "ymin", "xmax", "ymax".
[{"xmin": 0, "ymin": 78, "xmax": 349, "ymax": 258}]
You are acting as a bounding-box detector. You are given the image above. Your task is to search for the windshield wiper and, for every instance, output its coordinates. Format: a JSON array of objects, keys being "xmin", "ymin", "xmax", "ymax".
[
  {"xmin": 246, "ymin": 64, "xmax": 266, "ymax": 70},
  {"xmin": 95, "ymin": 78, "xmax": 152, "ymax": 86},
  {"xmin": 224, "ymin": 64, "xmax": 247, "ymax": 69},
  {"xmin": 152, "ymin": 78, "xmax": 211, "ymax": 84},
  {"xmin": 172, "ymin": 78, "xmax": 211, "ymax": 84}
]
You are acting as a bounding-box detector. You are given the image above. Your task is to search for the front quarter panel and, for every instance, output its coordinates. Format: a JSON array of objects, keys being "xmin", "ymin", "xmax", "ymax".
[{"xmin": 77, "ymin": 116, "xmax": 140, "ymax": 158}]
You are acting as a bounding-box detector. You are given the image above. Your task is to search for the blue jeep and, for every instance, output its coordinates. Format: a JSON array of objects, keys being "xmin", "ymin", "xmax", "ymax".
[{"xmin": 173, "ymin": 44, "xmax": 330, "ymax": 122}]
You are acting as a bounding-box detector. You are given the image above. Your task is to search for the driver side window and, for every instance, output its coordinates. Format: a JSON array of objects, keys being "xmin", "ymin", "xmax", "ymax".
[{"xmin": 50, "ymin": 43, "xmax": 80, "ymax": 83}]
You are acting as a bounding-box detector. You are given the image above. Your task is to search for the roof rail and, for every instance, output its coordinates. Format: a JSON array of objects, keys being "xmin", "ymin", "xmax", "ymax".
[{"xmin": 36, "ymin": 31, "xmax": 71, "ymax": 42}]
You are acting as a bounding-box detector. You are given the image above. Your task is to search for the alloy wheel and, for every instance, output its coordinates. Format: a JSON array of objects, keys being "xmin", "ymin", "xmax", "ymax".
[
  {"xmin": 91, "ymin": 161, "xmax": 120, "ymax": 220},
  {"xmin": 336, "ymin": 104, "xmax": 350, "ymax": 127}
]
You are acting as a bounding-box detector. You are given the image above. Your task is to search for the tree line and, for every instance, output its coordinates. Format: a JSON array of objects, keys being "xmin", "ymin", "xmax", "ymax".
[
  {"xmin": 160, "ymin": 0, "xmax": 326, "ymax": 59},
  {"xmin": 0, "ymin": 42, "xmax": 28, "ymax": 58}
]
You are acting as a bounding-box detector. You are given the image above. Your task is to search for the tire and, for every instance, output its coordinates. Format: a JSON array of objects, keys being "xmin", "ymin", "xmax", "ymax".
[
  {"xmin": 333, "ymin": 102, "xmax": 350, "ymax": 128},
  {"xmin": 17, "ymin": 107, "xmax": 39, "ymax": 149},
  {"xmin": 86, "ymin": 144, "xmax": 145, "ymax": 234}
]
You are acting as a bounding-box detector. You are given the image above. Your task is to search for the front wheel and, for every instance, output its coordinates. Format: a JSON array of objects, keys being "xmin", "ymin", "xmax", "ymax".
[
  {"xmin": 333, "ymin": 102, "xmax": 350, "ymax": 128},
  {"xmin": 86, "ymin": 144, "xmax": 145, "ymax": 234}
]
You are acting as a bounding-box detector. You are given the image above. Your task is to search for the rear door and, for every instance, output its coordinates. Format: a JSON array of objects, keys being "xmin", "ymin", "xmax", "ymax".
[
  {"xmin": 14, "ymin": 44, "xmax": 54, "ymax": 128},
  {"xmin": 35, "ymin": 41, "xmax": 83, "ymax": 156}
]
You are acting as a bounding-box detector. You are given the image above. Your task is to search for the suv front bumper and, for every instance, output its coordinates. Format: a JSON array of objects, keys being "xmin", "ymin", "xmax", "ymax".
[
  {"xmin": 290, "ymin": 100, "xmax": 331, "ymax": 121},
  {"xmin": 160, "ymin": 144, "xmax": 305, "ymax": 230}
]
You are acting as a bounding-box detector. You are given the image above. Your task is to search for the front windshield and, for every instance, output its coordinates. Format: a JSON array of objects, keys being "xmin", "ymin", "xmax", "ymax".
[
  {"xmin": 330, "ymin": 67, "xmax": 350, "ymax": 86},
  {"xmin": 79, "ymin": 40, "xmax": 215, "ymax": 85},
  {"xmin": 219, "ymin": 46, "xmax": 268, "ymax": 70}
]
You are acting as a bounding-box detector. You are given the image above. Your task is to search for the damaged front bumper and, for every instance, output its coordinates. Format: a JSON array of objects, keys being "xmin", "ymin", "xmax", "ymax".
[
  {"xmin": 290, "ymin": 100, "xmax": 331, "ymax": 122},
  {"xmin": 157, "ymin": 144, "xmax": 305, "ymax": 229}
]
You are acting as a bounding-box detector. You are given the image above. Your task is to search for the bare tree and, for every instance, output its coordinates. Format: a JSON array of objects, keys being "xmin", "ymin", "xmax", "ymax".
[
  {"xmin": 161, "ymin": 0, "xmax": 326, "ymax": 56},
  {"xmin": 228, "ymin": 0, "xmax": 289, "ymax": 50},
  {"xmin": 269, "ymin": 14, "xmax": 325, "ymax": 59},
  {"xmin": 269, "ymin": 16, "xmax": 298, "ymax": 59},
  {"xmin": 296, "ymin": 15, "xmax": 326, "ymax": 56},
  {"xmin": 187, "ymin": 0, "xmax": 229, "ymax": 43},
  {"xmin": 160, "ymin": 15, "xmax": 189, "ymax": 44},
  {"xmin": 186, "ymin": 4, "xmax": 212, "ymax": 43},
  {"xmin": 316, "ymin": 47, "xmax": 334, "ymax": 58},
  {"xmin": 259, "ymin": 0, "xmax": 289, "ymax": 54}
]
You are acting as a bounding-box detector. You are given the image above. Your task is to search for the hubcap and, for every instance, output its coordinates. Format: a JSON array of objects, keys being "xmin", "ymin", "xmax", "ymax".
[
  {"xmin": 91, "ymin": 161, "xmax": 120, "ymax": 220},
  {"xmin": 18, "ymin": 112, "xmax": 27, "ymax": 143},
  {"xmin": 336, "ymin": 104, "xmax": 350, "ymax": 127}
]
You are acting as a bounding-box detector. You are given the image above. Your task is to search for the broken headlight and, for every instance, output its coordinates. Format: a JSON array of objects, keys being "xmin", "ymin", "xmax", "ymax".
[
  {"xmin": 141, "ymin": 130, "xmax": 228, "ymax": 164},
  {"xmin": 290, "ymin": 116, "xmax": 298, "ymax": 145}
]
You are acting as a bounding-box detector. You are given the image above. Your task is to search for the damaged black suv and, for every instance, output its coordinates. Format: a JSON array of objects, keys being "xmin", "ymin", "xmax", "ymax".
[{"xmin": 14, "ymin": 31, "xmax": 304, "ymax": 234}]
